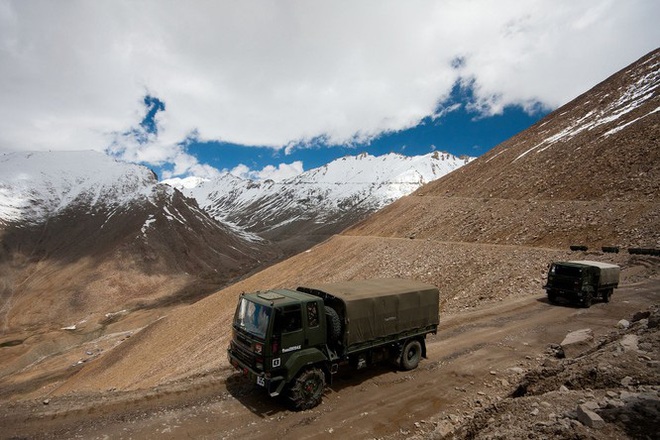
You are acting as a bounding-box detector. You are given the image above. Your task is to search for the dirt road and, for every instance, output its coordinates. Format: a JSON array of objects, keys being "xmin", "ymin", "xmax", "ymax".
[{"xmin": 2, "ymin": 280, "xmax": 658, "ymax": 439}]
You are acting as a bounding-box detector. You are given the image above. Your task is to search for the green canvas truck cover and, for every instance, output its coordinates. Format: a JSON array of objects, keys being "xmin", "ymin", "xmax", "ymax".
[
  {"xmin": 567, "ymin": 260, "xmax": 620, "ymax": 287},
  {"xmin": 297, "ymin": 279, "xmax": 439, "ymax": 347}
]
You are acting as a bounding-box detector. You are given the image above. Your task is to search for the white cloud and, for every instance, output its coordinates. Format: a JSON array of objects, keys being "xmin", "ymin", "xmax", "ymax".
[
  {"xmin": 229, "ymin": 164, "xmax": 251, "ymax": 179},
  {"xmin": 0, "ymin": 0, "xmax": 658, "ymax": 170},
  {"xmin": 230, "ymin": 161, "xmax": 304, "ymax": 182},
  {"xmin": 105, "ymin": 107, "xmax": 221, "ymax": 180}
]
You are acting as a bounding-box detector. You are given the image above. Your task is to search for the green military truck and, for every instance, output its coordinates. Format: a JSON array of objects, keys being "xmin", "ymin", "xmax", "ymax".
[
  {"xmin": 544, "ymin": 260, "xmax": 620, "ymax": 307},
  {"xmin": 227, "ymin": 278, "xmax": 439, "ymax": 409}
]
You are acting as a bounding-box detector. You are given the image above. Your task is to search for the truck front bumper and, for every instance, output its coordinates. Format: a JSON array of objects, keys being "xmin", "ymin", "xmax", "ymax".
[
  {"xmin": 227, "ymin": 348, "xmax": 286, "ymax": 397},
  {"xmin": 546, "ymin": 288, "xmax": 586, "ymax": 302}
]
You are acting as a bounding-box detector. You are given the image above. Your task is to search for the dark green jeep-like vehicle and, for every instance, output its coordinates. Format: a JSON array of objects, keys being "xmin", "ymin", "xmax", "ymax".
[{"xmin": 227, "ymin": 278, "xmax": 439, "ymax": 409}]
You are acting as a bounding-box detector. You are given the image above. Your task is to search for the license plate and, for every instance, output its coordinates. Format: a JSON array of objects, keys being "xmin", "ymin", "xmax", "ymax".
[{"xmin": 256, "ymin": 376, "xmax": 265, "ymax": 387}]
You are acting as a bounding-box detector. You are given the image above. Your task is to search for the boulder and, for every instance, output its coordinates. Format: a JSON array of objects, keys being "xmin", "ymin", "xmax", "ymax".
[
  {"xmin": 560, "ymin": 329, "xmax": 594, "ymax": 358},
  {"xmin": 621, "ymin": 376, "xmax": 634, "ymax": 387},
  {"xmin": 620, "ymin": 334, "xmax": 639, "ymax": 352},
  {"xmin": 577, "ymin": 404, "xmax": 605, "ymax": 429},
  {"xmin": 616, "ymin": 319, "xmax": 630, "ymax": 329},
  {"xmin": 632, "ymin": 311, "xmax": 650, "ymax": 322}
]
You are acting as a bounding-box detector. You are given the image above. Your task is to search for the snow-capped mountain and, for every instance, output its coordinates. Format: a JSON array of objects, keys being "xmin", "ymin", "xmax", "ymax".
[
  {"xmin": 0, "ymin": 151, "xmax": 159, "ymax": 226},
  {"xmin": 165, "ymin": 151, "xmax": 472, "ymax": 255},
  {"xmin": 0, "ymin": 151, "xmax": 270, "ymax": 330}
]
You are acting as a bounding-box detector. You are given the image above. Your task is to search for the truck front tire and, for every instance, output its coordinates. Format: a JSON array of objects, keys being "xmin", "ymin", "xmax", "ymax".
[
  {"xmin": 400, "ymin": 340, "xmax": 422, "ymax": 370},
  {"xmin": 287, "ymin": 367, "xmax": 326, "ymax": 410}
]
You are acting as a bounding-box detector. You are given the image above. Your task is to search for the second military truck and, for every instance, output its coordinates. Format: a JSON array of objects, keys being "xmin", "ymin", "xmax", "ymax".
[
  {"xmin": 228, "ymin": 278, "xmax": 439, "ymax": 409},
  {"xmin": 544, "ymin": 260, "xmax": 620, "ymax": 307}
]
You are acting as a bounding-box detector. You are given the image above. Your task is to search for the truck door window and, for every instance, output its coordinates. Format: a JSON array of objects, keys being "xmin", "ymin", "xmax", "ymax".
[
  {"xmin": 307, "ymin": 302, "xmax": 319, "ymax": 328},
  {"xmin": 276, "ymin": 305, "xmax": 302, "ymax": 333}
]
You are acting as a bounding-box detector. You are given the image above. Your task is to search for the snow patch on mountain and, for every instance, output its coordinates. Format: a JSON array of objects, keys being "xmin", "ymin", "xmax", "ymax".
[
  {"xmin": 514, "ymin": 54, "xmax": 659, "ymax": 162},
  {"xmin": 141, "ymin": 215, "xmax": 157, "ymax": 236}
]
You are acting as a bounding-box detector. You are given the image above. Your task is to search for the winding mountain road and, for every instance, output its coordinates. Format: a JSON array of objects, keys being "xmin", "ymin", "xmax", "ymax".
[{"xmin": 3, "ymin": 279, "xmax": 657, "ymax": 439}]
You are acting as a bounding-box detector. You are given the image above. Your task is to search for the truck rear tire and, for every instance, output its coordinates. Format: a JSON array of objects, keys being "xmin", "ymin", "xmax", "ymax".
[
  {"xmin": 582, "ymin": 292, "xmax": 593, "ymax": 308},
  {"xmin": 325, "ymin": 306, "xmax": 342, "ymax": 341},
  {"xmin": 287, "ymin": 367, "xmax": 325, "ymax": 410},
  {"xmin": 400, "ymin": 340, "xmax": 422, "ymax": 371},
  {"xmin": 603, "ymin": 289, "xmax": 612, "ymax": 303}
]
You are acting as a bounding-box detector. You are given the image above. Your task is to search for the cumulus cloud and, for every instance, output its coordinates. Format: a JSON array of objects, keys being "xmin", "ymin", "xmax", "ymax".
[
  {"xmin": 230, "ymin": 161, "xmax": 304, "ymax": 181},
  {"xmin": 0, "ymin": 0, "xmax": 658, "ymax": 175},
  {"xmin": 106, "ymin": 97, "xmax": 221, "ymax": 179}
]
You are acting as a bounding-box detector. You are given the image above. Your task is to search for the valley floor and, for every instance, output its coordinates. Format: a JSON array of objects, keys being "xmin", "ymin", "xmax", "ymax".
[{"xmin": 2, "ymin": 277, "xmax": 658, "ymax": 439}]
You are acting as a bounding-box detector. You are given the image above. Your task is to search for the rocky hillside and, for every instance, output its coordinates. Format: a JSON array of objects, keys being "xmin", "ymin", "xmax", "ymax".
[
  {"xmin": 346, "ymin": 48, "xmax": 660, "ymax": 250},
  {"xmin": 418, "ymin": 51, "xmax": 659, "ymax": 203},
  {"xmin": 166, "ymin": 151, "xmax": 471, "ymax": 256}
]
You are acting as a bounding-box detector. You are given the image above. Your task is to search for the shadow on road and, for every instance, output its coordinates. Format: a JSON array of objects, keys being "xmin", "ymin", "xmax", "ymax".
[
  {"xmin": 225, "ymin": 373, "xmax": 288, "ymax": 418},
  {"xmin": 536, "ymin": 296, "xmax": 611, "ymax": 308},
  {"xmin": 226, "ymin": 361, "xmax": 407, "ymax": 415}
]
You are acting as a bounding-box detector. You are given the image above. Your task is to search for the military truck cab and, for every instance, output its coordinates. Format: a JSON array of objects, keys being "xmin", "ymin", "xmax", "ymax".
[
  {"xmin": 228, "ymin": 279, "xmax": 439, "ymax": 409},
  {"xmin": 229, "ymin": 289, "xmax": 330, "ymax": 399}
]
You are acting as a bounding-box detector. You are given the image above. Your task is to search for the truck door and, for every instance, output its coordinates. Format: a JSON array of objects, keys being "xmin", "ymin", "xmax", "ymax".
[
  {"xmin": 582, "ymin": 268, "xmax": 595, "ymax": 293},
  {"xmin": 277, "ymin": 305, "xmax": 304, "ymax": 360}
]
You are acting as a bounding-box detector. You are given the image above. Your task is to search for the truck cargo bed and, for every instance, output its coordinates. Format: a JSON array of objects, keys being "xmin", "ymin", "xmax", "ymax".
[
  {"xmin": 298, "ymin": 279, "xmax": 440, "ymax": 347},
  {"xmin": 568, "ymin": 260, "xmax": 620, "ymax": 287}
]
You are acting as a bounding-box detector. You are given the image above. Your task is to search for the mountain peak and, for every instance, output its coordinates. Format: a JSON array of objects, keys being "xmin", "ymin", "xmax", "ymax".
[{"xmin": 171, "ymin": 151, "xmax": 473, "ymax": 257}]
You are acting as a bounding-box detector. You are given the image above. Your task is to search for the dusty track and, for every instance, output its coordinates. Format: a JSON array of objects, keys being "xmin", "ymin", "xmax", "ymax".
[{"xmin": 2, "ymin": 279, "xmax": 657, "ymax": 439}]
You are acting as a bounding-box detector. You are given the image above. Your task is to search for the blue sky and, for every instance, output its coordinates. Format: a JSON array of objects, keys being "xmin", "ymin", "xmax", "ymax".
[
  {"xmin": 154, "ymin": 86, "xmax": 549, "ymax": 180},
  {"xmin": 1, "ymin": 1, "xmax": 658, "ymax": 181}
]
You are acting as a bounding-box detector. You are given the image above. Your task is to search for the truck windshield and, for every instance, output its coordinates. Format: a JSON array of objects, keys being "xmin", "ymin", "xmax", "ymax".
[
  {"xmin": 552, "ymin": 265, "xmax": 582, "ymax": 277},
  {"xmin": 234, "ymin": 298, "xmax": 271, "ymax": 339}
]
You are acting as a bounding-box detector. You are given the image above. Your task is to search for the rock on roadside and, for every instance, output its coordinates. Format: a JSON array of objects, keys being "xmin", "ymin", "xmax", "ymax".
[{"xmin": 560, "ymin": 328, "xmax": 594, "ymax": 358}]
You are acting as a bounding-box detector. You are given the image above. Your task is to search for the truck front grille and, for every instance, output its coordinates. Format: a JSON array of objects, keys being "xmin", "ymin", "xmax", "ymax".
[
  {"xmin": 236, "ymin": 332, "xmax": 251, "ymax": 347},
  {"xmin": 232, "ymin": 341, "xmax": 256, "ymax": 368}
]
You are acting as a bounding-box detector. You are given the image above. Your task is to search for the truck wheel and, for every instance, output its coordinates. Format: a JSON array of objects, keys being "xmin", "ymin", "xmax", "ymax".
[
  {"xmin": 603, "ymin": 289, "xmax": 612, "ymax": 303},
  {"xmin": 325, "ymin": 306, "xmax": 342, "ymax": 341},
  {"xmin": 582, "ymin": 293, "xmax": 592, "ymax": 308},
  {"xmin": 400, "ymin": 340, "xmax": 422, "ymax": 371},
  {"xmin": 288, "ymin": 367, "xmax": 325, "ymax": 410},
  {"xmin": 548, "ymin": 293, "xmax": 557, "ymax": 304}
]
